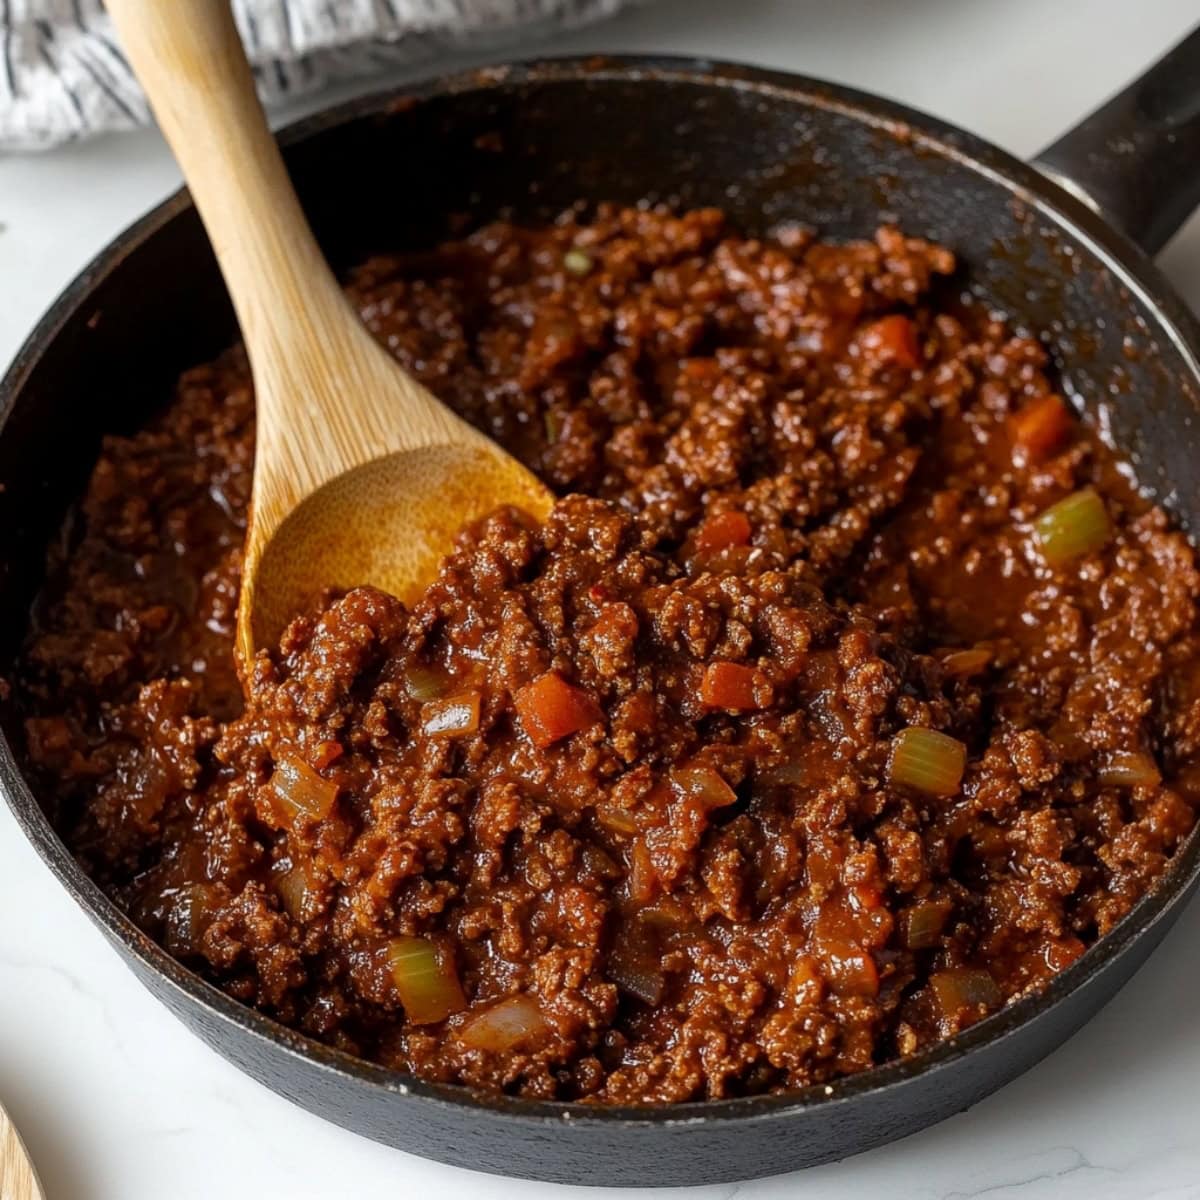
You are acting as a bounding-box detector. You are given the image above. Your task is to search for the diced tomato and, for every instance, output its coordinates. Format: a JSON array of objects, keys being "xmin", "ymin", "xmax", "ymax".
[
  {"xmin": 310, "ymin": 739, "xmax": 343, "ymax": 771},
  {"xmin": 700, "ymin": 661, "xmax": 770, "ymax": 711},
  {"xmin": 860, "ymin": 314, "xmax": 920, "ymax": 370},
  {"xmin": 695, "ymin": 511, "xmax": 752, "ymax": 554},
  {"xmin": 1041, "ymin": 936, "xmax": 1086, "ymax": 973},
  {"xmin": 514, "ymin": 670, "xmax": 600, "ymax": 749},
  {"xmin": 846, "ymin": 884, "xmax": 882, "ymax": 913},
  {"xmin": 1010, "ymin": 393, "xmax": 1073, "ymax": 463}
]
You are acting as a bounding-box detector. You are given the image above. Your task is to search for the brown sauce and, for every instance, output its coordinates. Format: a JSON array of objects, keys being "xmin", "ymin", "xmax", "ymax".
[{"xmin": 15, "ymin": 205, "xmax": 1200, "ymax": 1104}]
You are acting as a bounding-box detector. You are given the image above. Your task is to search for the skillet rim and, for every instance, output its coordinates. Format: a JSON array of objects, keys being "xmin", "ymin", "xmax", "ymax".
[{"xmin": 3, "ymin": 52, "xmax": 1200, "ymax": 1132}]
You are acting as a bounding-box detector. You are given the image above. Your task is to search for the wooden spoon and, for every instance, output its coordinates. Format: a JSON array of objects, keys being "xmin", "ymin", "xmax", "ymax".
[
  {"xmin": 105, "ymin": 0, "xmax": 554, "ymax": 672},
  {"xmin": 0, "ymin": 1102, "xmax": 45, "ymax": 1200}
]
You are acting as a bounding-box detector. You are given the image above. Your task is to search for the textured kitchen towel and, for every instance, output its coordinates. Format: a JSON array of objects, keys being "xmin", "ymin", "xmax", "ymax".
[{"xmin": 0, "ymin": 0, "xmax": 637, "ymax": 149}]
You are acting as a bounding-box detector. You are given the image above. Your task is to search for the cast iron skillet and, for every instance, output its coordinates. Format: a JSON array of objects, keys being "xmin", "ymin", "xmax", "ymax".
[{"xmin": 2, "ymin": 31, "xmax": 1200, "ymax": 1187}]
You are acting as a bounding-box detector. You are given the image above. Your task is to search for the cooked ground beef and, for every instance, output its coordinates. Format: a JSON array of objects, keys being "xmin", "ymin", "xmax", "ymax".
[{"xmin": 15, "ymin": 205, "xmax": 1200, "ymax": 1104}]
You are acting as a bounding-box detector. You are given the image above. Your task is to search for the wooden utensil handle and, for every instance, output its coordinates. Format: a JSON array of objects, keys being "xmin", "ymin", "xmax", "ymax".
[
  {"xmin": 104, "ymin": 0, "xmax": 354, "ymax": 401},
  {"xmin": 0, "ymin": 1104, "xmax": 46, "ymax": 1200}
]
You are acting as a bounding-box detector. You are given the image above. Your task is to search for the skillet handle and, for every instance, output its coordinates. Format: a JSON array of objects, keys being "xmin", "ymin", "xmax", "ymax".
[{"xmin": 1034, "ymin": 23, "xmax": 1200, "ymax": 256}]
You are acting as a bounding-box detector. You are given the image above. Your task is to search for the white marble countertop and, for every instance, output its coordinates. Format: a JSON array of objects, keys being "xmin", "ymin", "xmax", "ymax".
[{"xmin": 2, "ymin": 2, "xmax": 1200, "ymax": 1197}]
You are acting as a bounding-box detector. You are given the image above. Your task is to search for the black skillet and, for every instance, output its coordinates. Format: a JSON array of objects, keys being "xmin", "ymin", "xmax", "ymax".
[{"xmin": 2, "ymin": 28, "xmax": 1200, "ymax": 1188}]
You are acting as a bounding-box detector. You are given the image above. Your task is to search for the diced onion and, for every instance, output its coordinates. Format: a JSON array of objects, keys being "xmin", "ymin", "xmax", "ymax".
[
  {"xmin": 275, "ymin": 866, "xmax": 314, "ymax": 921},
  {"xmin": 940, "ymin": 648, "xmax": 991, "ymax": 678},
  {"xmin": 821, "ymin": 940, "xmax": 879, "ymax": 997},
  {"xmin": 900, "ymin": 899, "xmax": 952, "ymax": 949},
  {"xmin": 271, "ymin": 755, "xmax": 338, "ymax": 822},
  {"xmin": 608, "ymin": 939, "xmax": 665, "ymax": 1006},
  {"xmin": 627, "ymin": 841, "xmax": 657, "ymax": 904},
  {"xmin": 421, "ymin": 691, "xmax": 482, "ymax": 738},
  {"xmin": 596, "ymin": 802, "xmax": 638, "ymax": 836},
  {"xmin": 888, "ymin": 727, "xmax": 966, "ymax": 796},
  {"xmin": 458, "ymin": 995, "xmax": 551, "ymax": 1053},
  {"xmin": 388, "ymin": 936, "xmax": 466, "ymax": 1025},
  {"xmin": 1097, "ymin": 750, "xmax": 1162, "ymax": 789},
  {"xmin": 1033, "ymin": 487, "xmax": 1111, "ymax": 566},
  {"xmin": 670, "ymin": 764, "xmax": 738, "ymax": 810},
  {"xmin": 929, "ymin": 967, "xmax": 1001, "ymax": 1017},
  {"xmin": 165, "ymin": 882, "xmax": 222, "ymax": 955},
  {"xmin": 640, "ymin": 897, "xmax": 693, "ymax": 932},
  {"xmin": 753, "ymin": 744, "xmax": 838, "ymax": 794},
  {"xmin": 755, "ymin": 762, "xmax": 809, "ymax": 790}
]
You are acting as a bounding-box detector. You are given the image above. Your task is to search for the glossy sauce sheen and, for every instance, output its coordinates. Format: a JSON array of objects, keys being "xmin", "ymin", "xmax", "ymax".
[{"xmin": 16, "ymin": 207, "xmax": 1200, "ymax": 1104}]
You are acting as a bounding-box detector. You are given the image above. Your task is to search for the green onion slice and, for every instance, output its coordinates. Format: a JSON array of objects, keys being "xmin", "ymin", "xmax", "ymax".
[
  {"xmin": 888, "ymin": 727, "xmax": 966, "ymax": 796},
  {"xmin": 404, "ymin": 663, "xmax": 450, "ymax": 702},
  {"xmin": 1033, "ymin": 487, "xmax": 1111, "ymax": 567},
  {"xmin": 564, "ymin": 248, "xmax": 594, "ymax": 276},
  {"xmin": 388, "ymin": 936, "xmax": 466, "ymax": 1025}
]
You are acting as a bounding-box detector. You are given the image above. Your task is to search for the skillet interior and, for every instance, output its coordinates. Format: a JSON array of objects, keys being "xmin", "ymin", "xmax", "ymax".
[{"xmin": 3, "ymin": 57, "xmax": 1200, "ymax": 1185}]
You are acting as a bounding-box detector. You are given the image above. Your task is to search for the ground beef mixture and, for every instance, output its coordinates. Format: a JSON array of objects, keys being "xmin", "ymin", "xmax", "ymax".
[{"xmin": 15, "ymin": 206, "xmax": 1200, "ymax": 1105}]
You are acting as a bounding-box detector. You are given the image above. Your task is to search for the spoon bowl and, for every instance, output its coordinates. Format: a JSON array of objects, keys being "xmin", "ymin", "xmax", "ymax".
[
  {"xmin": 105, "ymin": 0, "xmax": 553, "ymax": 674},
  {"xmin": 243, "ymin": 444, "xmax": 553, "ymax": 658}
]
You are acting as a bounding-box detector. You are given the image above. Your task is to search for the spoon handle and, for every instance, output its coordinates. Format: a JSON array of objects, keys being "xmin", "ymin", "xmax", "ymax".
[
  {"xmin": 104, "ymin": 0, "xmax": 460, "ymax": 497},
  {"xmin": 106, "ymin": 2, "xmax": 340, "ymax": 360},
  {"xmin": 0, "ymin": 1104, "xmax": 46, "ymax": 1200},
  {"xmin": 103, "ymin": 1, "xmax": 424, "ymax": 443}
]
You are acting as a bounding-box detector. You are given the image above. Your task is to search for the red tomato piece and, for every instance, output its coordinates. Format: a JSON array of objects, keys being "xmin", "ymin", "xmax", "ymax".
[
  {"xmin": 514, "ymin": 670, "xmax": 600, "ymax": 749},
  {"xmin": 700, "ymin": 661, "xmax": 770, "ymax": 711},
  {"xmin": 860, "ymin": 314, "xmax": 920, "ymax": 370},
  {"xmin": 695, "ymin": 511, "xmax": 752, "ymax": 554},
  {"xmin": 1010, "ymin": 393, "xmax": 1074, "ymax": 463},
  {"xmin": 310, "ymin": 739, "xmax": 343, "ymax": 771}
]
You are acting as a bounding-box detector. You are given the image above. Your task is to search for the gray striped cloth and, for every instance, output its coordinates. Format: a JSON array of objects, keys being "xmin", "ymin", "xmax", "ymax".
[{"xmin": 0, "ymin": 0, "xmax": 638, "ymax": 149}]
